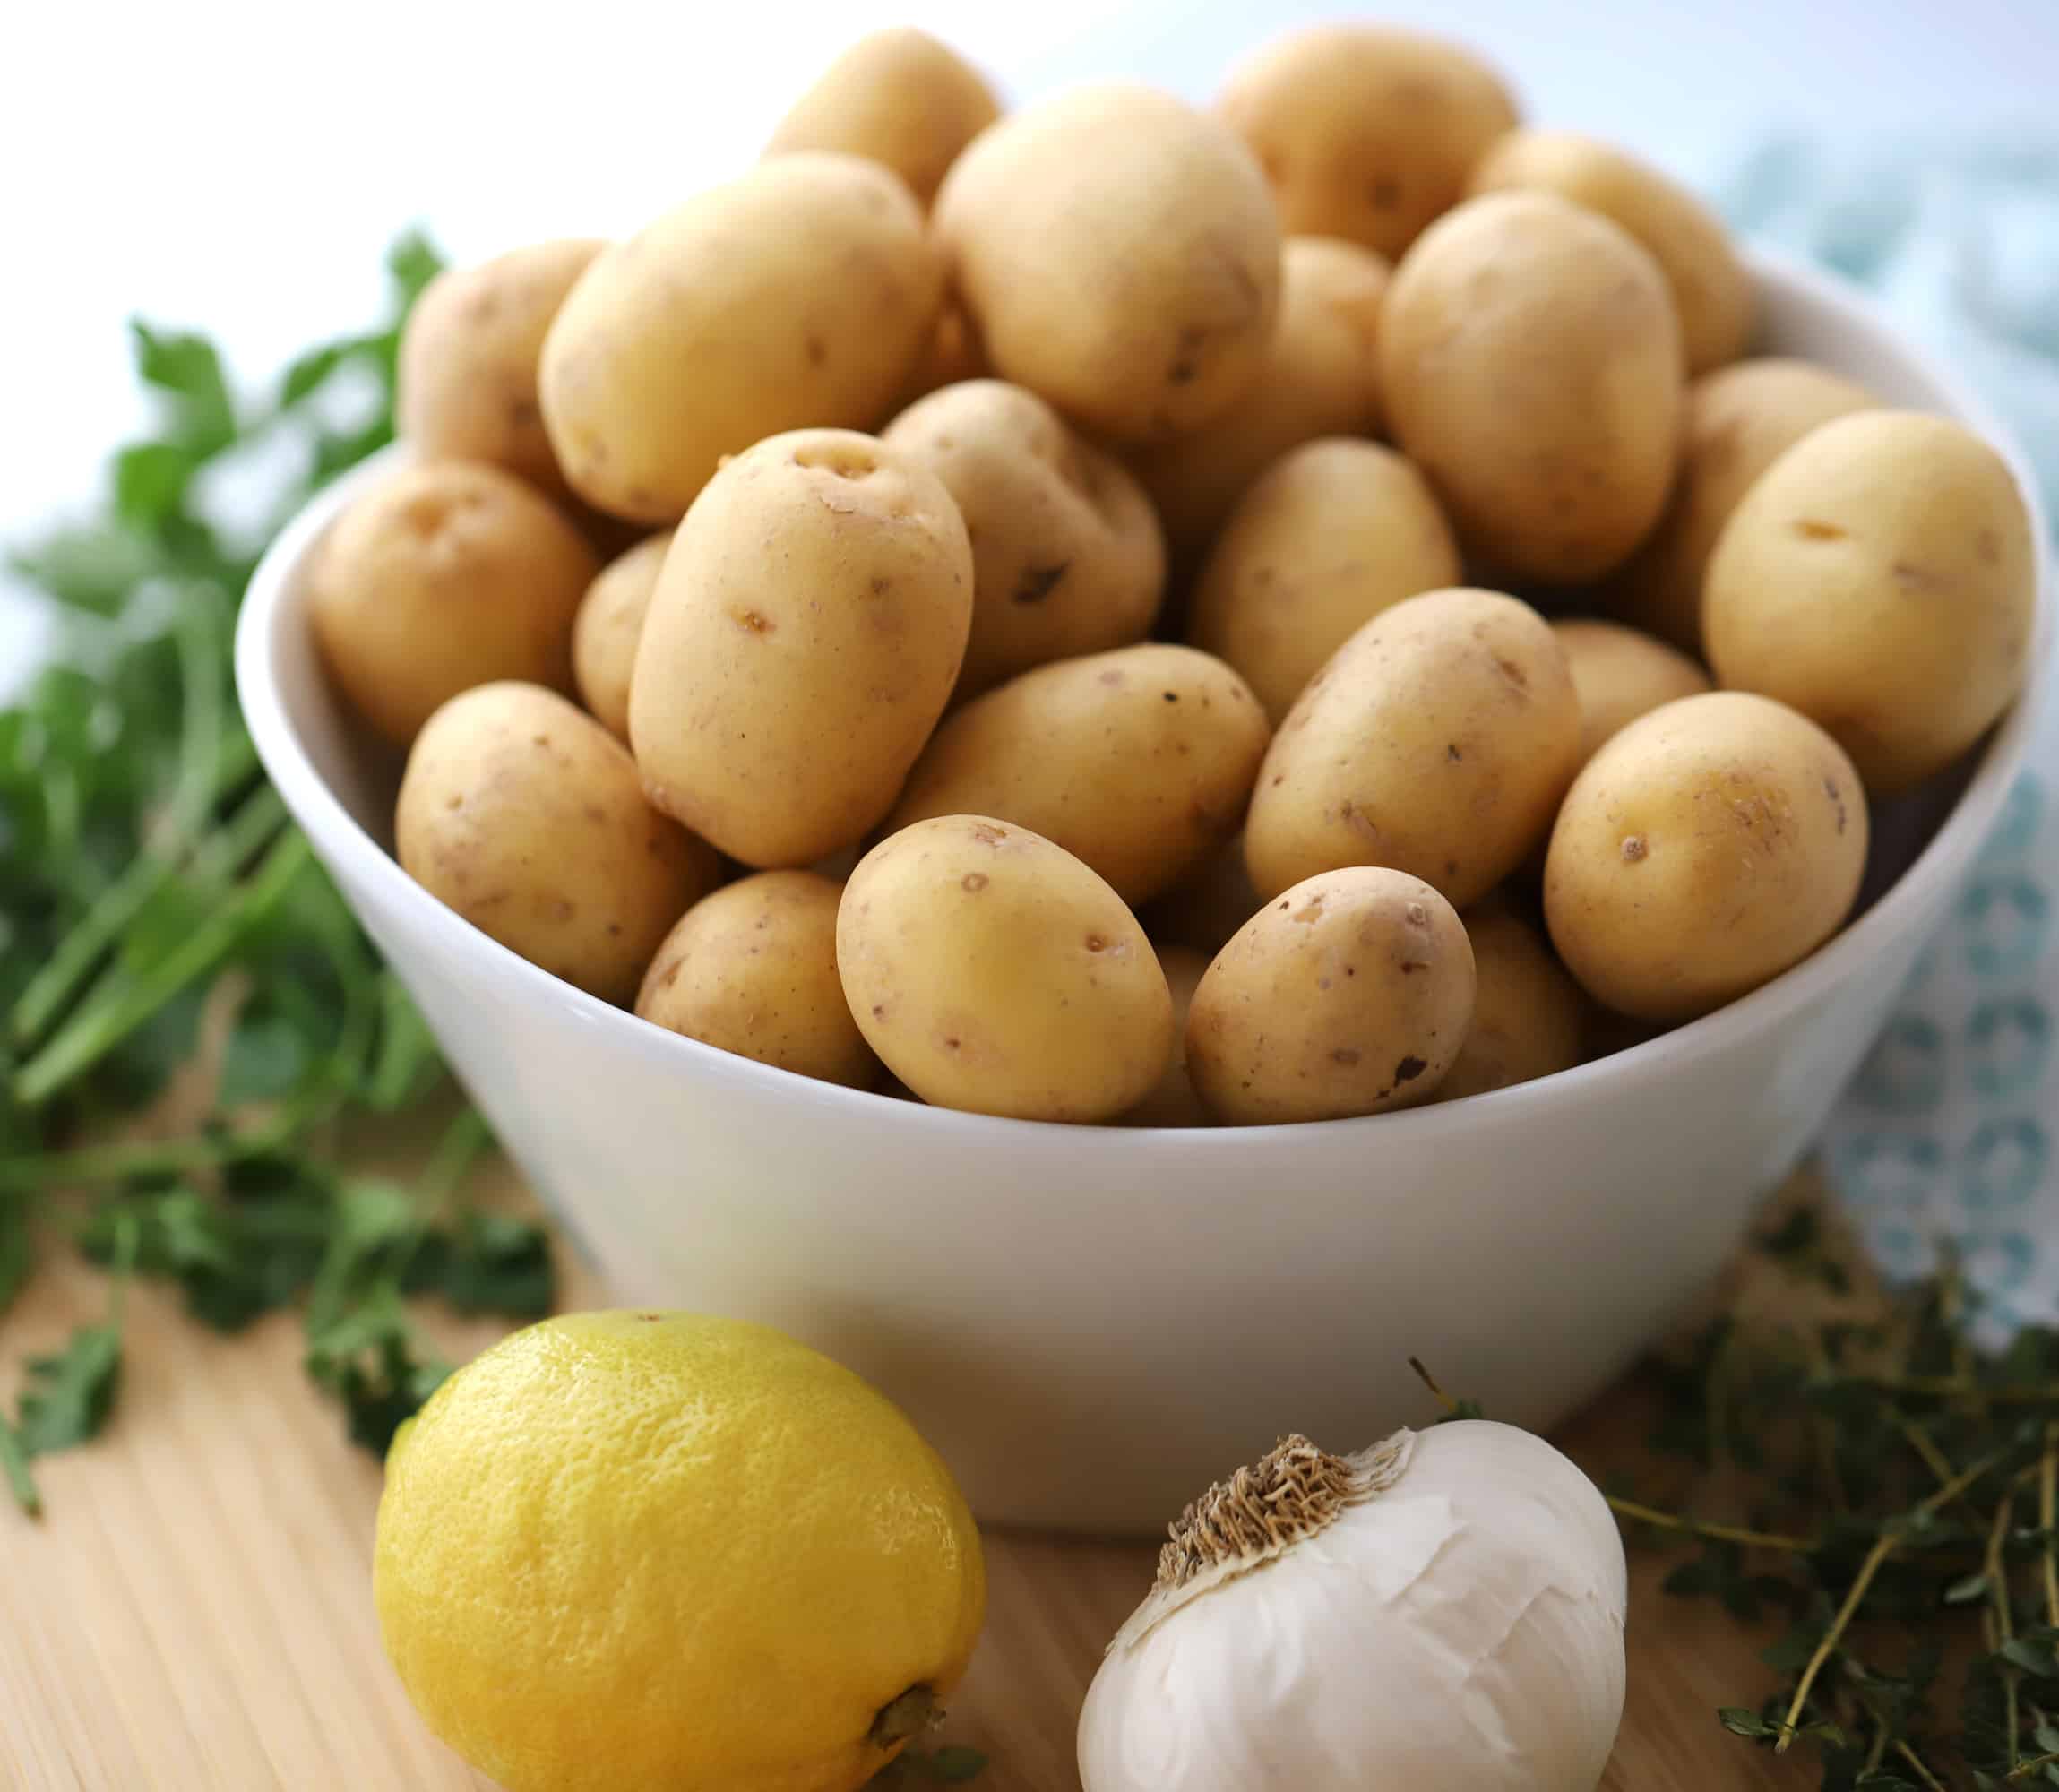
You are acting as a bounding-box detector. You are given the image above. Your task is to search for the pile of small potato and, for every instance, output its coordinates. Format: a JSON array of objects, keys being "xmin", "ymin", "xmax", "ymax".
[{"xmin": 308, "ymin": 22, "xmax": 2039, "ymax": 1128}]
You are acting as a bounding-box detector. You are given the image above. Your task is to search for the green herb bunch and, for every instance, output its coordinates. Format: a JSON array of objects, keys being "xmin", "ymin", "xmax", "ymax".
[{"xmin": 0, "ymin": 236, "xmax": 555, "ymax": 1516}]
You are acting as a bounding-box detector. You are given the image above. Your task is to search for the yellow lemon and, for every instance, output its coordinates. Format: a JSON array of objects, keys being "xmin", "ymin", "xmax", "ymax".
[{"xmin": 374, "ymin": 1311, "xmax": 986, "ymax": 1792}]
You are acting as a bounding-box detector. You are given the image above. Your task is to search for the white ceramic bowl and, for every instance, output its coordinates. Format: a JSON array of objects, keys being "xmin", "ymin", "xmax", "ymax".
[{"xmin": 237, "ymin": 249, "xmax": 2052, "ymax": 1533}]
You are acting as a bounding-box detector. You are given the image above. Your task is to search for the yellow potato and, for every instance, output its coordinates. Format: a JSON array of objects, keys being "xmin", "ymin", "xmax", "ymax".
[
  {"xmin": 1188, "ymin": 437, "xmax": 1461, "ymax": 722},
  {"xmin": 308, "ymin": 460, "xmax": 597, "ymax": 747},
  {"xmin": 1703, "ymin": 410, "xmax": 2037, "ymax": 793},
  {"xmin": 1606, "ymin": 358, "xmax": 1874, "ymax": 652},
  {"xmin": 935, "ymin": 83, "xmax": 1280, "ymax": 443},
  {"xmin": 1245, "ymin": 588, "xmax": 1581, "ymax": 909},
  {"xmin": 1543, "ymin": 692, "xmax": 1867, "ymax": 1021},
  {"xmin": 763, "ymin": 28, "xmax": 1001, "ymax": 207},
  {"xmin": 882, "ymin": 381, "xmax": 1164, "ymax": 699},
  {"xmin": 1467, "ymin": 130, "xmax": 1751, "ymax": 374},
  {"xmin": 1186, "ymin": 867, "xmax": 1475, "ymax": 1124},
  {"xmin": 1122, "ymin": 945, "xmax": 1214, "ymax": 1127},
  {"xmin": 572, "ymin": 531, "xmax": 668, "ymax": 741},
  {"xmin": 1130, "ymin": 237, "xmax": 1391, "ymax": 567},
  {"xmin": 396, "ymin": 683, "xmax": 720, "ymax": 1004},
  {"xmin": 629, "ymin": 429, "xmax": 972, "ymax": 867},
  {"xmin": 1552, "ymin": 618, "xmax": 1711, "ymax": 768},
  {"xmin": 635, "ymin": 871, "xmax": 880, "ymax": 1089},
  {"xmin": 1218, "ymin": 25, "xmax": 1519, "ymax": 259},
  {"xmin": 1142, "ymin": 835, "xmax": 1263, "ymax": 958},
  {"xmin": 885, "ymin": 643, "xmax": 1271, "ymax": 907},
  {"xmin": 1380, "ymin": 192, "xmax": 1684, "ymax": 582},
  {"xmin": 837, "ymin": 815, "xmax": 1174, "ymax": 1122},
  {"xmin": 397, "ymin": 239, "xmax": 606, "ymax": 503},
  {"xmin": 1437, "ymin": 898, "xmax": 1588, "ymax": 1101},
  {"xmin": 540, "ymin": 154, "xmax": 942, "ymax": 523}
]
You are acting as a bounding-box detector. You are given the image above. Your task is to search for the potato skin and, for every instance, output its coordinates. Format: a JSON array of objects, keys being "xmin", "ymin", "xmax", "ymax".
[
  {"xmin": 1552, "ymin": 618, "xmax": 1711, "ymax": 769},
  {"xmin": 837, "ymin": 815, "xmax": 1174, "ymax": 1122},
  {"xmin": 1245, "ymin": 588, "xmax": 1581, "ymax": 909},
  {"xmin": 885, "ymin": 643, "xmax": 1271, "ymax": 907},
  {"xmin": 1436, "ymin": 898, "xmax": 1588, "ymax": 1100},
  {"xmin": 1218, "ymin": 25, "xmax": 1519, "ymax": 260},
  {"xmin": 1189, "ymin": 437, "xmax": 1461, "ymax": 723},
  {"xmin": 1131, "ymin": 237, "xmax": 1391, "ymax": 567},
  {"xmin": 1606, "ymin": 358, "xmax": 1874, "ymax": 653},
  {"xmin": 1543, "ymin": 692, "xmax": 1868, "ymax": 1021},
  {"xmin": 1121, "ymin": 945, "xmax": 1214, "ymax": 1127},
  {"xmin": 1186, "ymin": 868, "xmax": 1475, "ymax": 1124},
  {"xmin": 882, "ymin": 381, "xmax": 1164, "ymax": 699},
  {"xmin": 397, "ymin": 239, "xmax": 606, "ymax": 503},
  {"xmin": 1467, "ymin": 130, "xmax": 1751, "ymax": 374},
  {"xmin": 1380, "ymin": 192, "xmax": 1684, "ymax": 583},
  {"xmin": 634, "ymin": 871, "xmax": 879, "ymax": 1089},
  {"xmin": 935, "ymin": 83, "xmax": 1281, "ymax": 444},
  {"xmin": 764, "ymin": 27, "xmax": 1000, "ymax": 208},
  {"xmin": 396, "ymin": 683, "xmax": 720, "ymax": 1004},
  {"xmin": 539, "ymin": 154, "xmax": 942, "ymax": 523},
  {"xmin": 308, "ymin": 460, "xmax": 598, "ymax": 747},
  {"xmin": 629, "ymin": 429, "xmax": 973, "ymax": 868},
  {"xmin": 1703, "ymin": 410, "xmax": 2037, "ymax": 793},
  {"xmin": 572, "ymin": 532, "xmax": 668, "ymax": 740}
]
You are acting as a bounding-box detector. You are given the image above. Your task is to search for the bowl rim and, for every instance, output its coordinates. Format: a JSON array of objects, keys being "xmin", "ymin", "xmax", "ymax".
[{"xmin": 235, "ymin": 244, "xmax": 2056, "ymax": 1152}]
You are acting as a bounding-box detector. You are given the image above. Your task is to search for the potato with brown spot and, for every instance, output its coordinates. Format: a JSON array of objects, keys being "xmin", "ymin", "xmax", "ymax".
[
  {"xmin": 1605, "ymin": 358, "xmax": 1874, "ymax": 653},
  {"xmin": 1437, "ymin": 897, "xmax": 1589, "ymax": 1100},
  {"xmin": 1130, "ymin": 237, "xmax": 1391, "ymax": 568},
  {"xmin": 1218, "ymin": 25, "xmax": 1520, "ymax": 260},
  {"xmin": 882, "ymin": 380, "xmax": 1164, "ymax": 699},
  {"xmin": 836, "ymin": 815, "xmax": 1174, "ymax": 1122},
  {"xmin": 1122, "ymin": 945, "xmax": 1215, "ymax": 1127},
  {"xmin": 1543, "ymin": 691, "xmax": 1868, "ymax": 1021},
  {"xmin": 1379, "ymin": 192, "xmax": 1684, "ymax": 583},
  {"xmin": 764, "ymin": 28, "xmax": 1001, "ymax": 208},
  {"xmin": 572, "ymin": 531, "xmax": 668, "ymax": 740},
  {"xmin": 1552, "ymin": 619, "xmax": 1711, "ymax": 770},
  {"xmin": 308, "ymin": 460, "xmax": 598, "ymax": 746},
  {"xmin": 1188, "ymin": 437, "xmax": 1461, "ymax": 722},
  {"xmin": 396, "ymin": 683, "xmax": 720, "ymax": 1004},
  {"xmin": 629, "ymin": 429, "xmax": 972, "ymax": 867},
  {"xmin": 885, "ymin": 643, "xmax": 1271, "ymax": 907},
  {"xmin": 635, "ymin": 871, "xmax": 879, "ymax": 1089},
  {"xmin": 1702, "ymin": 409, "xmax": 2037, "ymax": 793},
  {"xmin": 1185, "ymin": 867, "xmax": 1475, "ymax": 1124},
  {"xmin": 1244, "ymin": 588, "xmax": 1581, "ymax": 909},
  {"xmin": 935, "ymin": 84, "xmax": 1281, "ymax": 443},
  {"xmin": 539, "ymin": 154, "xmax": 943, "ymax": 523}
]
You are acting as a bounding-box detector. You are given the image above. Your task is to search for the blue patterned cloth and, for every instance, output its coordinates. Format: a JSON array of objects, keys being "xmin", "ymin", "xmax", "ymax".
[{"xmin": 1732, "ymin": 139, "xmax": 2059, "ymax": 1335}]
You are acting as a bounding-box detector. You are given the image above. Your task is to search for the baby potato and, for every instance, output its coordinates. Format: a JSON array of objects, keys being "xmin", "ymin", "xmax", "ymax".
[
  {"xmin": 635, "ymin": 871, "xmax": 880, "ymax": 1089},
  {"xmin": 396, "ymin": 683, "xmax": 720, "ymax": 1004},
  {"xmin": 307, "ymin": 460, "xmax": 598, "ymax": 747},
  {"xmin": 1607, "ymin": 358, "xmax": 1874, "ymax": 652},
  {"xmin": 1142, "ymin": 835, "xmax": 1263, "ymax": 958},
  {"xmin": 540, "ymin": 154, "xmax": 942, "ymax": 523},
  {"xmin": 1380, "ymin": 192, "xmax": 1684, "ymax": 582},
  {"xmin": 882, "ymin": 381, "xmax": 1164, "ymax": 699},
  {"xmin": 1437, "ymin": 897, "xmax": 1588, "ymax": 1101},
  {"xmin": 397, "ymin": 239, "xmax": 605, "ymax": 503},
  {"xmin": 1467, "ymin": 130, "xmax": 1751, "ymax": 374},
  {"xmin": 1131, "ymin": 237, "xmax": 1391, "ymax": 567},
  {"xmin": 837, "ymin": 814, "xmax": 1174, "ymax": 1122},
  {"xmin": 935, "ymin": 83, "xmax": 1281, "ymax": 443},
  {"xmin": 1186, "ymin": 867, "xmax": 1475, "ymax": 1124},
  {"xmin": 1543, "ymin": 692, "xmax": 1868, "ymax": 1021},
  {"xmin": 1703, "ymin": 410, "xmax": 2037, "ymax": 793},
  {"xmin": 572, "ymin": 531, "xmax": 668, "ymax": 741},
  {"xmin": 1188, "ymin": 437, "xmax": 1461, "ymax": 722},
  {"xmin": 1219, "ymin": 25, "xmax": 1518, "ymax": 260},
  {"xmin": 630, "ymin": 429, "xmax": 972, "ymax": 867},
  {"xmin": 1245, "ymin": 588, "xmax": 1581, "ymax": 909},
  {"xmin": 1552, "ymin": 618, "xmax": 1711, "ymax": 769},
  {"xmin": 885, "ymin": 643, "xmax": 1271, "ymax": 907},
  {"xmin": 1122, "ymin": 945, "xmax": 1214, "ymax": 1127}
]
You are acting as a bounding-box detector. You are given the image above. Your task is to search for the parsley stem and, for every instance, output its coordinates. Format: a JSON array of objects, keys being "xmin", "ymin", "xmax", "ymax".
[
  {"xmin": 0, "ymin": 1421, "xmax": 39, "ymax": 1518},
  {"xmin": 1989, "ymin": 1491, "xmax": 2021, "ymax": 1768},
  {"xmin": 1897, "ymin": 1740, "xmax": 1949, "ymax": 1790},
  {"xmin": 2010, "ymin": 1749, "xmax": 2059, "ymax": 1781},
  {"xmin": 1889, "ymin": 1409, "xmax": 1959, "ymax": 1494},
  {"xmin": 1849, "ymin": 1373, "xmax": 2059, "ymax": 1404},
  {"xmin": 1604, "ymin": 1497, "xmax": 1815, "ymax": 1555},
  {"xmin": 2042, "ymin": 1423, "xmax": 2058, "ymax": 1631}
]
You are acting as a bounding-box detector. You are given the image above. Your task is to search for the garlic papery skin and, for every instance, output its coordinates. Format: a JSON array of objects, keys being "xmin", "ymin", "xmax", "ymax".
[{"xmin": 1076, "ymin": 1421, "xmax": 1628, "ymax": 1792}]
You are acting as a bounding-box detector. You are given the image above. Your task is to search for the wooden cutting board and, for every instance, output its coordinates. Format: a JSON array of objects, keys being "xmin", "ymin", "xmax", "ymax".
[{"xmin": 1, "ymin": 1133, "xmax": 1818, "ymax": 1791}]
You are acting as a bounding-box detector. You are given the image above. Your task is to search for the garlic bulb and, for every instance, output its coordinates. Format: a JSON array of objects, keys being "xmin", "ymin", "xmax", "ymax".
[{"xmin": 1077, "ymin": 1421, "xmax": 1627, "ymax": 1791}]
